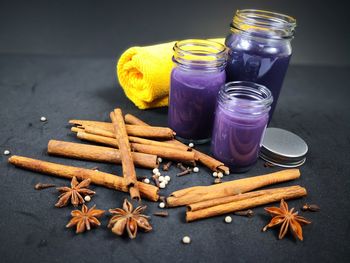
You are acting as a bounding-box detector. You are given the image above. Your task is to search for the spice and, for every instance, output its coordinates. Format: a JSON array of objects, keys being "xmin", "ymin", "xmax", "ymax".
[
  {"xmin": 34, "ymin": 183, "xmax": 56, "ymax": 190},
  {"xmin": 40, "ymin": 116, "xmax": 47, "ymax": 122},
  {"xmin": 55, "ymin": 176, "xmax": 95, "ymax": 208},
  {"xmin": 84, "ymin": 195, "xmax": 91, "ymax": 202},
  {"xmin": 212, "ymin": 172, "xmax": 218, "ymax": 177},
  {"xmin": 177, "ymin": 163, "xmax": 188, "ymax": 171},
  {"xmin": 234, "ymin": 209, "xmax": 254, "ymax": 217},
  {"xmin": 66, "ymin": 204, "xmax": 104, "ymax": 234},
  {"xmin": 262, "ymin": 199, "xmax": 311, "ymax": 241},
  {"xmin": 152, "ymin": 174, "xmax": 160, "ymax": 187},
  {"xmin": 224, "ymin": 216, "xmax": 232, "ymax": 223},
  {"xmin": 153, "ymin": 168, "xmax": 159, "ymax": 174},
  {"xmin": 193, "ymin": 167, "xmax": 199, "ymax": 173},
  {"xmin": 264, "ymin": 162, "xmax": 275, "ymax": 168},
  {"xmin": 143, "ymin": 178, "xmax": 150, "ymax": 184},
  {"xmin": 301, "ymin": 203, "xmax": 320, "ymax": 212},
  {"xmin": 153, "ymin": 211, "xmax": 169, "ymax": 217},
  {"xmin": 158, "ymin": 176, "xmax": 165, "ymax": 182},
  {"xmin": 188, "ymin": 143, "xmax": 194, "ymax": 148},
  {"xmin": 110, "ymin": 108, "xmax": 140, "ymax": 200},
  {"xmin": 3, "ymin": 150, "xmax": 11, "ymax": 155},
  {"xmin": 182, "ymin": 236, "xmax": 191, "ymax": 244},
  {"xmin": 108, "ymin": 199, "xmax": 152, "ymax": 239},
  {"xmin": 9, "ymin": 155, "xmax": 159, "ymax": 202},
  {"xmin": 177, "ymin": 169, "xmax": 191, "ymax": 177},
  {"xmin": 162, "ymin": 161, "xmax": 172, "ymax": 171},
  {"xmin": 164, "ymin": 175, "xmax": 171, "ymax": 182},
  {"xmin": 159, "ymin": 182, "xmax": 166, "ymax": 189},
  {"xmin": 217, "ymin": 172, "xmax": 224, "ymax": 178},
  {"xmin": 213, "ymin": 178, "xmax": 222, "ymax": 184},
  {"xmin": 224, "ymin": 170, "xmax": 230, "ymax": 175},
  {"xmin": 159, "ymin": 202, "xmax": 166, "ymax": 209},
  {"xmin": 157, "ymin": 157, "xmax": 163, "ymax": 163}
]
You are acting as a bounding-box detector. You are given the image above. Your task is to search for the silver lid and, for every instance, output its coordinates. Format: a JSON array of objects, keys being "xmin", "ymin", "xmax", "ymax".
[{"xmin": 260, "ymin": 128, "xmax": 308, "ymax": 168}]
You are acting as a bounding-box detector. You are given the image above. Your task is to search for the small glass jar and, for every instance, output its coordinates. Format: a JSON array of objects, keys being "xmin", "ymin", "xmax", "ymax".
[
  {"xmin": 225, "ymin": 9, "xmax": 296, "ymax": 119},
  {"xmin": 211, "ymin": 81, "xmax": 273, "ymax": 172},
  {"xmin": 168, "ymin": 39, "xmax": 227, "ymax": 144}
]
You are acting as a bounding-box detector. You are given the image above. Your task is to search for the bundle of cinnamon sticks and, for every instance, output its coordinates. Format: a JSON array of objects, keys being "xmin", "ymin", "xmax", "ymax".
[{"xmin": 8, "ymin": 108, "xmax": 231, "ymax": 202}]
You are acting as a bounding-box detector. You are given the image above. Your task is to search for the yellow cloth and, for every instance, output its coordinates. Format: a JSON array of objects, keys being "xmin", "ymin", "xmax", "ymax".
[{"xmin": 117, "ymin": 38, "xmax": 225, "ymax": 109}]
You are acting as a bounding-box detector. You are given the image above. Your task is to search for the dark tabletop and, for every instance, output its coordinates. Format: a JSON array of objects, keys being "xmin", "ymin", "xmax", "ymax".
[{"xmin": 0, "ymin": 55, "xmax": 349, "ymax": 263}]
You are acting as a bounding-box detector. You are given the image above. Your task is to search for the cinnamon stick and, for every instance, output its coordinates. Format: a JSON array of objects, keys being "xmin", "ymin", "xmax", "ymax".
[
  {"xmin": 47, "ymin": 140, "xmax": 158, "ymax": 169},
  {"xmin": 74, "ymin": 131, "xmax": 196, "ymax": 163},
  {"xmin": 186, "ymin": 185, "xmax": 307, "ymax": 222},
  {"xmin": 110, "ymin": 109, "xmax": 140, "ymax": 200},
  {"xmin": 69, "ymin": 120, "xmax": 175, "ymax": 139},
  {"xmin": 166, "ymin": 169, "xmax": 301, "ymax": 207},
  {"xmin": 8, "ymin": 155, "xmax": 159, "ymax": 201},
  {"xmin": 123, "ymin": 114, "xmax": 230, "ymax": 173}
]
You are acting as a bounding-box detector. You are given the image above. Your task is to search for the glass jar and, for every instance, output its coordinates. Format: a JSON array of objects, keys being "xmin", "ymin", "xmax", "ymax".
[
  {"xmin": 211, "ymin": 81, "xmax": 273, "ymax": 172},
  {"xmin": 168, "ymin": 39, "xmax": 227, "ymax": 144},
  {"xmin": 225, "ymin": 9, "xmax": 296, "ymax": 119}
]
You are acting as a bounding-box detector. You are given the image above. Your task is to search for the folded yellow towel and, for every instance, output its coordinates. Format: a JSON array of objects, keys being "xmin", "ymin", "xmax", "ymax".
[{"xmin": 117, "ymin": 38, "xmax": 225, "ymax": 109}]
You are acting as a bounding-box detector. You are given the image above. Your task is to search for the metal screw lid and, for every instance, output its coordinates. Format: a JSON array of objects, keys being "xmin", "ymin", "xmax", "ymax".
[{"xmin": 259, "ymin": 128, "xmax": 308, "ymax": 168}]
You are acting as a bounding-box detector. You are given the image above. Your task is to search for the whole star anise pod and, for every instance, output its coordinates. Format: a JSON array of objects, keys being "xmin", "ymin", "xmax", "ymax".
[
  {"xmin": 66, "ymin": 204, "xmax": 105, "ymax": 234},
  {"xmin": 108, "ymin": 199, "xmax": 152, "ymax": 239},
  {"xmin": 55, "ymin": 176, "xmax": 95, "ymax": 207},
  {"xmin": 262, "ymin": 199, "xmax": 311, "ymax": 241}
]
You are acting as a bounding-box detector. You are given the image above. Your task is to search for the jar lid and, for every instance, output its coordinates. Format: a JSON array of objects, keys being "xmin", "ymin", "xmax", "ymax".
[{"xmin": 259, "ymin": 128, "xmax": 308, "ymax": 168}]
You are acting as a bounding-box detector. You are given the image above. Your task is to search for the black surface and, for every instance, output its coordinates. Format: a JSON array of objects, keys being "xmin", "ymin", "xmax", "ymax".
[
  {"xmin": 1, "ymin": 0, "xmax": 350, "ymax": 66},
  {"xmin": 0, "ymin": 55, "xmax": 349, "ymax": 262}
]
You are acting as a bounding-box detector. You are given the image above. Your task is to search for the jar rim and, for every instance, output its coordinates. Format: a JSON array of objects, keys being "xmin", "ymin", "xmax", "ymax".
[
  {"xmin": 173, "ymin": 39, "xmax": 227, "ymax": 71},
  {"xmin": 219, "ymin": 81, "xmax": 273, "ymax": 115},
  {"xmin": 232, "ymin": 9, "xmax": 296, "ymax": 39}
]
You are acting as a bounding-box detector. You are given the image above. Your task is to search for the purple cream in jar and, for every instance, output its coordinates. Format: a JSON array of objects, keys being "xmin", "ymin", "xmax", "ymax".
[
  {"xmin": 211, "ymin": 81, "xmax": 273, "ymax": 172},
  {"xmin": 225, "ymin": 9, "xmax": 296, "ymax": 119},
  {"xmin": 168, "ymin": 39, "xmax": 227, "ymax": 144}
]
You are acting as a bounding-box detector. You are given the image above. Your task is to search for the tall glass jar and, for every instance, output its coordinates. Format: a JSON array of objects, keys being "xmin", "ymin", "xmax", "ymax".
[
  {"xmin": 168, "ymin": 39, "xmax": 227, "ymax": 144},
  {"xmin": 225, "ymin": 9, "xmax": 296, "ymax": 119},
  {"xmin": 211, "ymin": 81, "xmax": 273, "ymax": 172}
]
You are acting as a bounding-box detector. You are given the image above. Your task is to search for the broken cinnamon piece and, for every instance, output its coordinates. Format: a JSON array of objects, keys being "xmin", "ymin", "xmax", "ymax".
[
  {"xmin": 162, "ymin": 161, "xmax": 172, "ymax": 171},
  {"xmin": 301, "ymin": 203, "xmax": 320, "ymax": 212},
  {"xmin": 264, "ymin": 162, "xmax": 275, "ymax": 168},
  {"xmin": 177, "ymin": 169, "xmax": 191, "ymax": 177},
  {"xmin": 177, "ymin": 163, "xmax": 187, "ymax": 171},
  {"xmin": 153, "ymin": 211, "xmax": 169, "ymax": 217},
  {"xmin": 34, "ymin": 183, "xmax": 56, "ymax": 190},
  {"xmin": 234, "ymin": 209, "xmax": 254, "ymax": 217},
  {"xmin": 110, "ymin": 109, "xmax": 140, "ymax": 200}
]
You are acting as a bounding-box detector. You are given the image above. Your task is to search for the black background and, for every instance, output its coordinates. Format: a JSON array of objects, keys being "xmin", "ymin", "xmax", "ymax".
[{"xmin": 1, "ymin": 1, "xmax": 350, "ymax": 263}]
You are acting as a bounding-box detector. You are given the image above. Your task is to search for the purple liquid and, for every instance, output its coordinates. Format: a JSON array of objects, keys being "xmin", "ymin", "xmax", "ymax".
[
  {"xmin": 168, "ymin": 67, "xmax": 226, "ymax": 141},
  {"xmin": 211, "ymin": 101, "xmax": 269, "ymax": 172},
  {"xmin": 225, "ymin": 34, "xmax": 291, "ymax": 118}
]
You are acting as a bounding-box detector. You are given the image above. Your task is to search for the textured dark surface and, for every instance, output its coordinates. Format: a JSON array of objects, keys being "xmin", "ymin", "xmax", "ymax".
[{"xmin": 0, "ymin": 55, "xmax": 349, "ymax": 263}]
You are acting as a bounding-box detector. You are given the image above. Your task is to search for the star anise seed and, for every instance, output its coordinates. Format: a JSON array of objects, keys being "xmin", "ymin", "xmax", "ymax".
[
  {"xmin": 66, "ymin": 204, "xmax": 105, "ymax": 234},
  {"xmin": 262, "ymin": 199, "xmax": 311, "ymax": 241},
  {"xmin": 55, "ymin": 176, "xmax": 95, "ymax": 208},
  {"xmin": 108, "ymin": 199, "xmax": 152, "ymax": 239}
]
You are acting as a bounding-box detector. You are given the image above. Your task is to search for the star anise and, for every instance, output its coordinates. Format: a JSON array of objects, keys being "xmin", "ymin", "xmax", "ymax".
[
  {"xmin": 262, "ymin": 199, "xmax": 311, "ymax": 241},
  {"xmin": 66, "ymin": 204, "xmax": 105, "ymax": 234},
  {"xmin": 55, "ymin": 176, "xmax": 95, "ymax": 207},
  {"xmin": 108, "ymin": 199, "xmax": 152, "ymax": 239}
]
